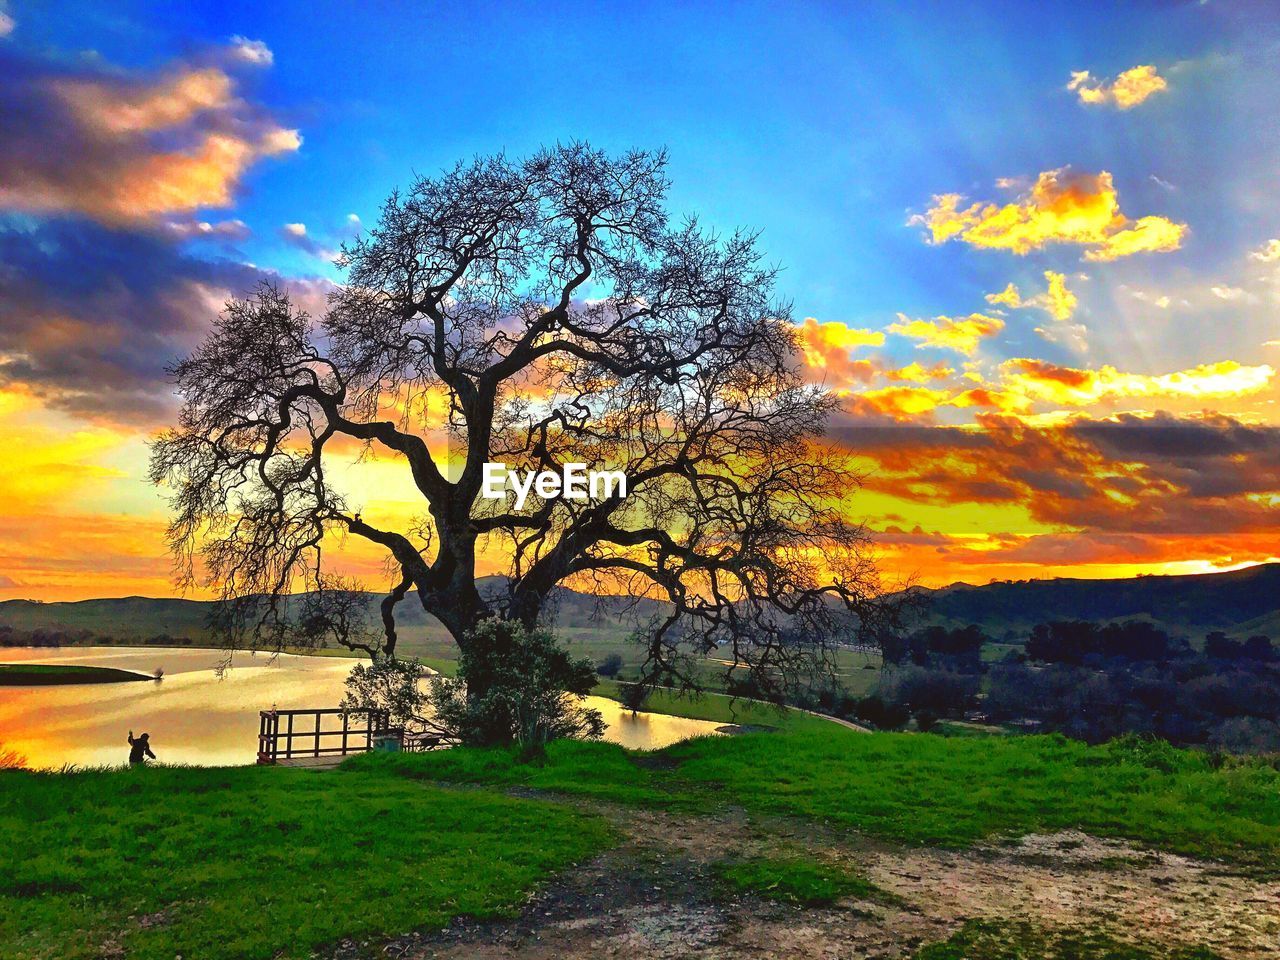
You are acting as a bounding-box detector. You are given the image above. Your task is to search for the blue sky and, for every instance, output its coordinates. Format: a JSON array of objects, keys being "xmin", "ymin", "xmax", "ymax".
[{"xmin": 18, "ymin": 0, "xmax": 1278, "ymax": 356}]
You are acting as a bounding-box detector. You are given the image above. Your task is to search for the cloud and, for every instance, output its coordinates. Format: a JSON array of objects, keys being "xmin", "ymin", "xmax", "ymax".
[
  {"xmin": 278, "ymin": 216, "xmax": 363, "ymax": 262},
  {"xmin": 987, "ymin": 272, "xmax": 1085, "ymax": 350},
  {"xmin": 888, "ymin": 312, "xmax": 1004, "ymax": 355},
  {"xmin": 910, "ymin": 169, "xmax": 1187, "ymax": 261},
  {"xmin": 986, "ymin": 271, "xmax": 1078, "ymax": 322},
  {"xmin": 163, "ymin": 217, "xmax": 251, "ymax": 242},
  {"xmin": 884, "ymin": 361, "xmax": 954, "ymax": 383},
  {"xmin": 279, "ymin": 221, "xmax": 335, "ymax": 259},
  {"xmin": 838, "ymin": 411, "xmax": 1280, "ymax": 543},
  {"xmin": 0, "ymin": 216, "xmax": 330, "ymax": 423},
  {"xmin": 793, "ymin": 318, "xmax": 885, "ymax": 386},
  {"xmin": 0, "ymin": 9, "xmax": 13, "ymax": 39},
  {"xmin": 1250, "ymin": 239, "xmax": 1280, "ymax": 263},
  {"xmin": 0, "ymin": 43, "xmax": 300, "ymax": 225},
  {"xmin": 228, "ymin": 36, "xmax": 274, "ymax": 67},
  {"xmin": 1128, "ymin": 289, "xmax": 1171, "ymax": 309},
  {"xmin": 1067, "ymin": 65, "xmax": 1168, "ymax": 109},
  {"xmin": 1002, "ymin": 358, "xmax": 1275, "ymax": 406}
]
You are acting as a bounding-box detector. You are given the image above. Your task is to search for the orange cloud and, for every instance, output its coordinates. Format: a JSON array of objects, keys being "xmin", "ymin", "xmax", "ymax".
[
  {"xmin": 888, "ymin": 312, "xmax": 1004, "ymax": 356},
  {"xmin": 794, "ymin": 318, "xmax": 885, "ymax": 386},
  {"xmin": 884, "ymin": 361, "xmax": 954, "ymax": 383},
  {"xmin": 986, "ymin": 271, "xmax": 1078, "ymax": 322},
  {"xmin": 0, "ymin": 47, "xmax": 300, "ymax": 224},
  {"xmin": 911, "ymin": 169, "xmax": 1186, "ymax": 261},
  {"xmin": 843, "ymin": 386, "xmax": 953, "ymax": 421},
  {"xmin": 1067, "ymin": 65, "xmax": 1168, "ymax": 109},
  {"xmin": 1002, "ymin": 358, "xmax": 1275, "ymax": 406}
]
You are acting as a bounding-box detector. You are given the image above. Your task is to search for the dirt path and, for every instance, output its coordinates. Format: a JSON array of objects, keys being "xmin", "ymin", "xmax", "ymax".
[{"xmin": 324, "ymin": 804, "xmax": 1279, "ymax": 960}]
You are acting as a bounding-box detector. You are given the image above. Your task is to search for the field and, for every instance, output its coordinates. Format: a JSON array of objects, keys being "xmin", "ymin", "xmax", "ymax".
[
  {"xmin": 0, "ymin": 764, "xmax": 612, "ymax": 960},
  {"xmin": 0, "ymin": 664, "xmax": 152, "ymax": 685},
  {"xmin": 3, "ymin": 725, "xmax": 1277, "ymax": 960}
]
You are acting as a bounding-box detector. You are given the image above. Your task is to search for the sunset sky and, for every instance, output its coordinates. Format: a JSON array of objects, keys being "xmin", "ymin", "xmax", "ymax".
[{"xmin": 1, "ymin": 0, "xmax": 1278, "ymax": 601}]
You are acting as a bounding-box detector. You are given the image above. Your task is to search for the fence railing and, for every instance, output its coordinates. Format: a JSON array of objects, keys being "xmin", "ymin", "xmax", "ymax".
[{"xmin": 256, "ymin": 708, "xmax": 391, "ymax": 764}]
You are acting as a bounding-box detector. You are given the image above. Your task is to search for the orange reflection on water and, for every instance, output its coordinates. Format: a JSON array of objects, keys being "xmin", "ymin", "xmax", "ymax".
[{"xmin": 0, "ymin": 647, "xmax": 724, "ymax": 768}]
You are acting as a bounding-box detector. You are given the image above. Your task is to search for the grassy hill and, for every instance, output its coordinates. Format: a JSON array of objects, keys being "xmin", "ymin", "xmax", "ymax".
[
  {"xmin": 911, "ymin": 563, "xmax": 1280, "ymax": 641},
  {"xmin": 3, "ymin": 726, "xmax": 1277, "ymax": 959}
]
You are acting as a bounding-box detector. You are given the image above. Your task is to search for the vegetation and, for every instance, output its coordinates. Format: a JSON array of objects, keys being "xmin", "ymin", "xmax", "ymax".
[
  {"xmin": 0, "ymin": 664, "xmax": 153, "ymax": 685},
  {"xmin": 0, "ymin": 764, "xmax": 612, "ymax": 960},
  {"xmin": 4, "ymin": 724, "xmax": 1274, "ymax": 958},
  {"xmin": 917, "ymin": 562, "xmax": 1280, "ymax": 638},
  {"xmin": 860, "ymin": 617, "xmax": 1280, "ymax": 753},
  {"xmin": 913, "ymin": 920, "xmax": 1222, "ymax": 960},
  {"xmin": 713, "ymin": 854, "xmax": 884, "ymax": 906},
  {"xmin": 429, "ymin": 619, "xmax": 604, "ymax": 747},
  {"xmin": 347, "ymin": 728, "xmax": 1280, "ymax": 869}
]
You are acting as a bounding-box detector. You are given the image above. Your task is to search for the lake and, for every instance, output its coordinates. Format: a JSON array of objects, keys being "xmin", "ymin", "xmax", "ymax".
[{"xmin": 0, "ymin": 646, "xmax": 724, "ymax": 769}]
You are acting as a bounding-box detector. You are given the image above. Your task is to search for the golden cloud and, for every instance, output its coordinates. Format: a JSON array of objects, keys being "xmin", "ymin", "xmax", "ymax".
[
  {"xmin": 55, "ymin": 67, "xmax": 236, "ymax": 134},
  {"xmin": 985, "ymin": 271, "xmax": 1078, "ymax": 322},
  {"xmin": 1067, "ymin": 65, "xmax": 1168, "ymax": 109},
  {"xmin": 911, "ymin": 169, "xmax": 1186, "ymax": 261},
  {"xmin": 884, "ymin": 361, "xmax": 955, "ymax": 383},
  {"xmin": 888, "ymin": 312, "xmax": 1004, "ymax": 356},
  {"xmin": 842, "ymin": 386, "xmax": 953, "ymax": 421},
  {"xmin": 794, "ymin": 318, "xmax": 885, "ymax": 386},
  {"xmin": 1003, "ymin": 358, "xmax": 1275, "ymax": 406}
]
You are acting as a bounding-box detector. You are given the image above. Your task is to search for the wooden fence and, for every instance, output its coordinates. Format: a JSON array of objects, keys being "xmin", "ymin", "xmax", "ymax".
[{"xmin": 256, "ymin": 707, "xmax": 391, "ymax": 764}]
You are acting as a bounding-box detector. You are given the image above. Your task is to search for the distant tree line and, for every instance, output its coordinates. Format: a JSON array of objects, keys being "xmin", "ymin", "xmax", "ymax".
[
  {"xmin": 819, "ymin": 620, "xmax": 1280, "ymax": 754},
  {"xmin": 0, "ymin": 625, "xmax": 196, "ymax": 648}
]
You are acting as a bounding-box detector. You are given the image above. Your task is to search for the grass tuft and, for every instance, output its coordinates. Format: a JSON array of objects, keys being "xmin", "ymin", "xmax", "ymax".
[
  {"xmin": 713, "ymin": 854, "xmax": 884, "ymax": 906},
  {"xmin": 913, "ymin": 919, "xmax": 1224, "ymax": 959}
]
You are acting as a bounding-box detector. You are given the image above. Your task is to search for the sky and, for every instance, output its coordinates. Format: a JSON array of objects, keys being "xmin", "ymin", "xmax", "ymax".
[{"xmin": 1, "ymin": 0, "xmax": 1278, "ymax": 601}]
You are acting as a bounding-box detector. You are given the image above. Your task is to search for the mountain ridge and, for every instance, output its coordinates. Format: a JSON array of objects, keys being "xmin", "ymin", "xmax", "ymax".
[{"xmin": 2, "ymin": 563, "xmax": 1277, "ymax": 642}]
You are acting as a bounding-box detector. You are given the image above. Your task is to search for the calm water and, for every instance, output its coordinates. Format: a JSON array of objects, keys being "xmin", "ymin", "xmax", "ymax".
[{"xmin": 0, "ymin": 646, "xmax": 723, "ymax": 769}]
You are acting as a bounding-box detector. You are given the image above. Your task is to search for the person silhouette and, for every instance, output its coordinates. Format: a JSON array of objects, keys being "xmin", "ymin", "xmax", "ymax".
[{"xmin": 127, "ymin": 730, "xmax": 156, "ymax": 765}]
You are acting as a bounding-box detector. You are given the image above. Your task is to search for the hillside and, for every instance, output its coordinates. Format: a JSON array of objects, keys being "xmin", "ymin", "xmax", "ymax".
[
  {"xmin": 912, "ymin": 563, "xmax": 1280, "ymax": 640},
  {"xmin": 0, "ymin": 578, "xmax": 667, "ymax": 652},
  {"xmin": 3, "ymin": 564, "xmax": 1277, "ymax": 649}
]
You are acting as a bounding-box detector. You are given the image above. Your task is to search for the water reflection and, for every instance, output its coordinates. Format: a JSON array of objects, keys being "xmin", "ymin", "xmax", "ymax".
[{"xmin": 0, "ymin": 647, "xmax": 723, "ymax": 769}]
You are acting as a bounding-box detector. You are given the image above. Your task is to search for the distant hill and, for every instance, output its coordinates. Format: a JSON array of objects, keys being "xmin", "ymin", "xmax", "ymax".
[
  {"xmin": 912, "ymin": 563, "xmax": 1280, "ymax": 641},
  {"xmin": 0, "ymin": 577, "xmax": 667, "ymax": 646},
  {"xmin": 3, "ymin": 563, "xmax": 1276, "ymax": 647}
]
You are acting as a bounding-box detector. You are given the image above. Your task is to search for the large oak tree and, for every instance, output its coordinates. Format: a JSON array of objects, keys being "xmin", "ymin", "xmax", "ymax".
[{"xmin": 151, "ymin": 144, "xmax": 891, "ymax": 706}]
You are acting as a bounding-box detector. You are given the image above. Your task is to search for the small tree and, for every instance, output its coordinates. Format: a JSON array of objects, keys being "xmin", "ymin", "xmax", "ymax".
[
  {"xmin": 596, "ymin": 653, "xmax": 624, "ymax": 678},
  {"xmin": 341, "ymin": 656, "xmax": 440, "ymax": 737},
  {"xmin": 616, "ymin": 680, "xmax": 651, "ymax": 715},
  {"xmin": 428, "ymin": 619, "xmax": 603, "ymax": 747}
]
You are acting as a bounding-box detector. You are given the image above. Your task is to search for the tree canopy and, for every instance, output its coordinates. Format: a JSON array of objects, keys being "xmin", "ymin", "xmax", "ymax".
[{"xmin": 151, "ymin": 143, "xmax": 892, "ymax": 705}]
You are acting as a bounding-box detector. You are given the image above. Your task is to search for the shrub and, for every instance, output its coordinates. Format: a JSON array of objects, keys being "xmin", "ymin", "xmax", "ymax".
[
  {"xmin": 429, "ymin": 619, "xmax": 604, "ymax": 748},
  {"xmin": 596, "ymin": 653, "xmax": 624, "ymax": 677}
]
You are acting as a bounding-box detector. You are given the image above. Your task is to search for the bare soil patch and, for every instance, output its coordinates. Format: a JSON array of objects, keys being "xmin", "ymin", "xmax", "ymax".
[{"xmin": 323, "ymin": 805, "xmax": 1279, "ymax": 960}]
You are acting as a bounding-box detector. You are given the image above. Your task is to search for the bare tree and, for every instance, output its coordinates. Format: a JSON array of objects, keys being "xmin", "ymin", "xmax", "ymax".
[{"xmin": 150, "ymin": 143, "xmax": 892, "ymax": 717}]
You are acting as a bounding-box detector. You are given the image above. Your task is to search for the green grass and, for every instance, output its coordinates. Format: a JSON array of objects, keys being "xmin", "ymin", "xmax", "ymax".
[
  {"xmin": 0, "ymin": 664, "xmax": 153, "ymax": 685},
  {"xmin": 713, "ymin": 854, "xmax": 884, "ymax": 906},
  {"xmin": 591, "ymin": 680, "xmax": 834, "ymax": 731},
  {"xmin": 913, "ymin": 920, "xmax": 1223, "ymax": 959},
  {"xmin": 932, "ymin": 719, "xmax": 1009, "ymax": 738},
  {"xmin": 347, "ymin": 730, "xmax": 1280, "ymax": 868},
  {"xmin": 0, "ymin": 764, "xmax": 613, "ymax": 960}
]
